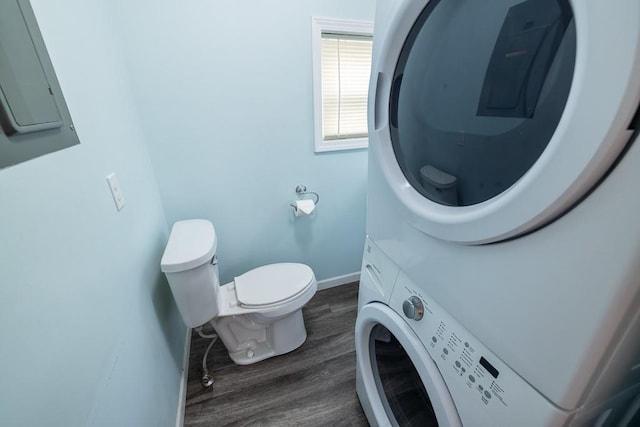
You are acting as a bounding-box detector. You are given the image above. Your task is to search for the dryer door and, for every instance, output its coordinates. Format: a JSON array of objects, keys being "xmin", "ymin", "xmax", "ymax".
[
  {"xmin": 370, "ymin": 0, "xmax": 640, "ymax": 243},
  {"xmin": 355, "ymin": 303, "xmax": 461, "ymax": 426}
]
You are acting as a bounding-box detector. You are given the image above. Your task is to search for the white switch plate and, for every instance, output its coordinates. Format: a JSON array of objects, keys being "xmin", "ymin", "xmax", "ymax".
[{"xmin": 106, "ymin": 172, "xmax": 125, "ymax": 211}]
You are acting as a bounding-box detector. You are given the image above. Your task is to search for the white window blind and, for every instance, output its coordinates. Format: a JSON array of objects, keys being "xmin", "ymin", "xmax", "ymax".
[{"xmin": 321, "ymin": 33, "xmax": 372, "ymax": 141}]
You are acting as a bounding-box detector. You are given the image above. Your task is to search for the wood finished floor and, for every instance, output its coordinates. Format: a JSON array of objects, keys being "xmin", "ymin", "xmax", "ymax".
[{"xmin": 184, "ymin": 282, "xmax": 368, "ymax": 427}]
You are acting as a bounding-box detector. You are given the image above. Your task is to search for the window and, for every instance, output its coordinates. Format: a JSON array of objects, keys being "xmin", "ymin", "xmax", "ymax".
[{"xmin": 312, "ymin": 18, "xmax": 373, "ymax": 152}]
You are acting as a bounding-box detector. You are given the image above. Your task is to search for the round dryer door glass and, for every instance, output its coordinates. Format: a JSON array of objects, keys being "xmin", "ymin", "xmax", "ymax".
[
  {"xmin": 370, "ymin": 324, "xmax": 439, "ymax": 425},
  {"xmin": 390, "ymin": 0, "xmax": 576, "ymax": 206}
]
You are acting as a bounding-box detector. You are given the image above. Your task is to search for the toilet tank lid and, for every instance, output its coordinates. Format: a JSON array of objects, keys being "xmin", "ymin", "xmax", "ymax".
[{"xmin": 161, "ymin": 219, "xmax": 217, "ymax": 273}]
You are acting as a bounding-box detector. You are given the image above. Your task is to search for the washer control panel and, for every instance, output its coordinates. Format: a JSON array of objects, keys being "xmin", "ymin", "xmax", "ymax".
[
  {"xmin": 389, "ymin": 272, "xmax": 566, "ymax": 425},
  {"xmin": 430, "ymin": 309, "xmax": 507, "ymax": 408}
]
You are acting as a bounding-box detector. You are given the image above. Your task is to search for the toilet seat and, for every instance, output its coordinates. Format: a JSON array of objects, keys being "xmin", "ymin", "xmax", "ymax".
[{"xmin": 234, "ymin": 263, "xmax": 315, "ymax": 308}]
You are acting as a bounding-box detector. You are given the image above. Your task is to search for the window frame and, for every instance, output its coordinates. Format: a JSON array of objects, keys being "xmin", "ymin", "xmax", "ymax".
[{"xmin": 311, "ymin": 17, "xmax": 374, "ymax": 153}]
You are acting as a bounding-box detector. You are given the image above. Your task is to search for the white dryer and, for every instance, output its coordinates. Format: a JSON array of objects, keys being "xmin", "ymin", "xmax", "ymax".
[{"xmin": 358, "ymin": 0, "xmax": 640, "ymax": 425}]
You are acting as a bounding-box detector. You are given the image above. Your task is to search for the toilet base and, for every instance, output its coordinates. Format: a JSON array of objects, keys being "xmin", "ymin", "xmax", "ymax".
[{"xmin": 210, "ymin": 308, "xmax": 308, "ymax": 365}]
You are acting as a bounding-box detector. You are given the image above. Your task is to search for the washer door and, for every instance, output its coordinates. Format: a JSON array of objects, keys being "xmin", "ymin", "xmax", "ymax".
[
  {"xmin": 356, "ymin": 303, "xmax": 461, "ymax": 426},
  {"xmin": 370, "ymin": 0, "xmax": 640, "ymax": 243}
]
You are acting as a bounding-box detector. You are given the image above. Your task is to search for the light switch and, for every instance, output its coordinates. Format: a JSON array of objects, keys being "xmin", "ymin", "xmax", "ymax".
[{"xmin": 106, "ymin": 172, "xmax": 125, "ymax": 211}]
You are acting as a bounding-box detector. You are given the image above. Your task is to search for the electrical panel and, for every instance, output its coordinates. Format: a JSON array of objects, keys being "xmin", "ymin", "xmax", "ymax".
[{"xmin": 0, "ymin": 0, "xmax": 80, "ymax": 168}]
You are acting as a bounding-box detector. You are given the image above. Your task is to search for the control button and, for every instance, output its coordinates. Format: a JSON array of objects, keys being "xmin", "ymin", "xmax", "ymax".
[
  {"xmin": 461, "ymin": 367, "xmax": 466, "ymax": 373},
  {"xmin": 402, "ymin": 296, "xmax": 425, "ymax": 321},
  {"xmin": 455, "ymin": 361, "xmax": 461, "ymax": 368},
  {"xmin": 465, "ymin": 342, "xmax": 470, "ymax": 348},
  {"xmin": 432, "ymin": 336, "xmax": 437, "ymax": 343},
  {"xmin": 469, "ymin": 375, "xmax": 475, "ymax": 383},
  {"xmin": 484, "ymin": 390, "xmax": 491, "ymax": 399},
  {"xmin": 443, "ymin": 348, "xmax": 449, "ymax": 355},
  {"xmin": 478, "ymin": 385, "xmax": 484, "ymax": 391}
]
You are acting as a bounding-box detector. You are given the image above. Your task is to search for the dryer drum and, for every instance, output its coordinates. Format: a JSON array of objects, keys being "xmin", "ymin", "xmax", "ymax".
[{"xmin": 390, "ymin": 0, "xmax": 576, "ymax": 207}]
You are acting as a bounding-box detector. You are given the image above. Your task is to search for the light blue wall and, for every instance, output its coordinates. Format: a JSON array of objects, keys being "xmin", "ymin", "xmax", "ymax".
[
  {"xmin": 0, "ymin": 1, "xmax": 374, "ymax": 425},
  {"xmin": 113, "ymin": 0, "xmax": 375, "ymax": 283},
  {"xmin": 0, "ymin": 1, "xmax": 185, "ymax": 426}
]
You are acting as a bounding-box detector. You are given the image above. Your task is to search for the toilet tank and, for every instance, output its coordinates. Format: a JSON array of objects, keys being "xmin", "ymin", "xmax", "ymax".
[{"xmin": 161, "ymin": 219, "xmax": 220, "ymax": 327}]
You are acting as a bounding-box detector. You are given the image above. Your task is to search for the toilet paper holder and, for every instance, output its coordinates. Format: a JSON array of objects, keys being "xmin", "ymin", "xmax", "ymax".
[{"xmin": 290, "ymin": 185, "xmax": 320, "ymax": 208}]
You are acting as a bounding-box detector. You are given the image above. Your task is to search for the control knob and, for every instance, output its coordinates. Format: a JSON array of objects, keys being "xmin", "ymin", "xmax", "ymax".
[{"xmin": 402, "ymin": 296, "xmax": 424, "ymax": 321}]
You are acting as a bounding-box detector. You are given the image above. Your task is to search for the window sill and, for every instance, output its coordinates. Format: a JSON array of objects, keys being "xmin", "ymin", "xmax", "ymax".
[{"xmin": 314, "ymin": 137, "xmax": 368, "ymax": 153}]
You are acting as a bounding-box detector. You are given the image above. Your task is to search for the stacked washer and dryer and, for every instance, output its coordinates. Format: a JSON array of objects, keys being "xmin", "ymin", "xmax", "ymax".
[{"xmin": 355, "ymin": 0, "xmax": 640, "ymax": 425}]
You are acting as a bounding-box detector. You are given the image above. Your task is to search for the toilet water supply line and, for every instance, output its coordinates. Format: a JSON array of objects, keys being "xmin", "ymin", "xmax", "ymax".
[{"xmin": 194, "ymin": 325, "xmax": 218, "ymax": 388}]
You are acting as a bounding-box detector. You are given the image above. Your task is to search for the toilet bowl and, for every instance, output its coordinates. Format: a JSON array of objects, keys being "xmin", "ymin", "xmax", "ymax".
[{"xmin": 160, "ymin": 219, "xmax": 318, "ymax": 365}]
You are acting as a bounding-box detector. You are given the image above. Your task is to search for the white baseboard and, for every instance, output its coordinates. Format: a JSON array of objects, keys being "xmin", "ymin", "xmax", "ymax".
[
  {"xmin": 317, "ymin": 271, "xmax": 360, "ymax": 290},
  {"xmin": 175, "ymin": 328, "xmax": 191, "ymax": 427}
]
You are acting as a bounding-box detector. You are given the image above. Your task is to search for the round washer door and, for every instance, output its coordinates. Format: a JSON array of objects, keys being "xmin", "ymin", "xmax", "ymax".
[
  {"xmin": 370, "ymin": 0, "xmax": 640, "ymax": 243},
  {"xmin": 355, "ymin": 303, "xmax": 461, "ymax": 426}
]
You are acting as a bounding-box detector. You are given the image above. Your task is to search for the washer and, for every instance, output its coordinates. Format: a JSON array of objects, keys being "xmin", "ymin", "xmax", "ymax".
[
  {"xmin": 357, "ymin": 0, "xmax": 640, "ymax": 425},
  {"xmin": 356, "ymin": 242, "xmax": 572, "ymax": 425}
]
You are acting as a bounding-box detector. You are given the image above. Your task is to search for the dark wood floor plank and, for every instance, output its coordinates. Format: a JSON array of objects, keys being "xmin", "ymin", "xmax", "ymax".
[{"xmin": 184, "ymin": 282, "xmax": 368, "ymax": 426}]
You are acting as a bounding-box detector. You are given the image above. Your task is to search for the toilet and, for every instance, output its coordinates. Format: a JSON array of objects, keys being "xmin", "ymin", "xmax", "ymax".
[{"xmin": 160, "ymin": 219, "xmax": 317, "ymax": 365}]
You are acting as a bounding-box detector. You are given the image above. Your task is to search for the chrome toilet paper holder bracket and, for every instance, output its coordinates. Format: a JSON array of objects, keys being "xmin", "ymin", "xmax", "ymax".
[{"xmin": 290, "ymin": 185, "xmax": 320, "ymax": 207}]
